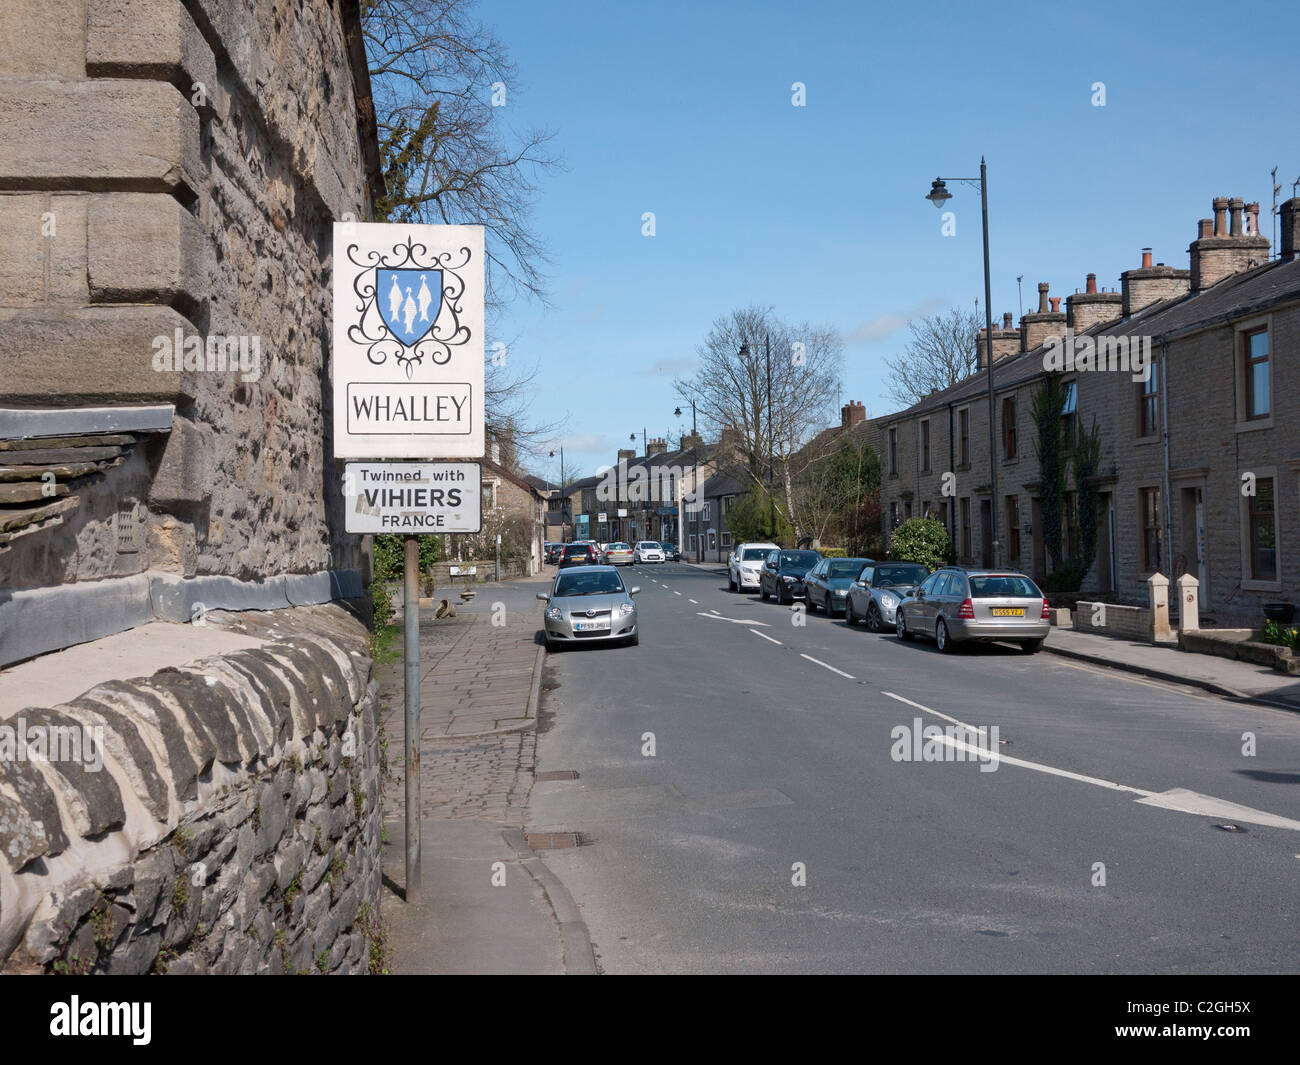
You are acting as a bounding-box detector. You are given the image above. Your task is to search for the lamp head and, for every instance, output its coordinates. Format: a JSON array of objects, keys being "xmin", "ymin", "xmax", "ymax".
[{"xmin": 926, "ymin": 178, "xmax": 951, "ymax": 209}]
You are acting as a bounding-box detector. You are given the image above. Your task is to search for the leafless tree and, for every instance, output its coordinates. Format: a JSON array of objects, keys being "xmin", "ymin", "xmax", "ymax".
[
  {"xmin": 674, "ymin": 307, "xmax": 844, "ymax": 539},
  {"xmin": 362, "ymin": 0, "xmax": 561, "ymax": 309},
  {"xmin": 883, "ymin": 304, "xmax": 982, "ymax": 409}
]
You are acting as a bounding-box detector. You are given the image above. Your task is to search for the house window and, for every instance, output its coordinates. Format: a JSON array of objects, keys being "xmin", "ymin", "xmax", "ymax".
[
  {"xmin": 688, "ymin": 533, "xmax": 697, "ymax": 552},
  {"xmin": 958, "ymin": 409, "xmax": 970, "ymax": 468},
  {"xmin": 1006, "ymin": 496, "xmax": 1020, "ymax": 560},
  {"xmin": 1140, "ymin": 487, "xmax": 1161, "ymax": 573},
  {"xmin": 939, "ymin": 500, "xmax": 948, "ymax": 526},
  {"xmin": 1061, "ymin": 380, "xmax": 1078, "ymax": 449},
  {"xmin": 1244, "ymin": 328, "xmax": 1270, "ymax": 420},
  {"xmin": 1002, "ymin": 397, "xmax": 1016, "ymax": 459},
  {"xmin": 960, "ymin": 498, "xmax": 972, "ymax": 558},
  {"xmin": 1249, "ymin": 477, "xmax": 1276, "ymax": 580},
  {"xmin": 701, "ymin": 502, "xmax": 711, "ymax": 522},
  {"xmin": 482, "ymin": 483, "xmax": 495, "ymax": 510},
  {"xmin": 1138, "ymin": 358, "xmax": 1159, "ymax": 437},
  {"xmin": 888, "ymin": 427, "xmax": 898, "ymax": 475},
  {"xmin": 921, "ymin": 500, "xmax": 931, "ymax": 520},
  {"xmin": 890, "ymin": 501, "xmax": 900, "ymax": 528},
  {"xmin": 721, "ymin": 531, "xmax": 732, "ymax": 548},
  {"xmin": 920, "ymin": 419, "xmax": 931, "ymax": 472},
  {"xmin": 904, "ymin": 500, "xmax": 912, "ymax": 520}
]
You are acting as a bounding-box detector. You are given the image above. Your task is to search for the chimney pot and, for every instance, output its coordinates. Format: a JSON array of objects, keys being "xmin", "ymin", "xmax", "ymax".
[
  {"xmin": 1036, "ymin": 282, "xmax": 1049, "ymax": 312},
  {"xmin": 1213, "ymin": 197, "xmax": 1229, "ymax": 236},
  {"xmin": 1141, "ymin": 248, "xmax": 1153, "ymax": 268},
  {"xmin": 1002, "ymin": 312, "xmax": 1013, "ymax": 329},
  {"xmin": 1244, "ymin": 201, "xmax": 1260, "ymax": 236},
  {"xmin": 1197, "ymin": 219, "xmax": 1212, "ymax": 239},
  {"xmin": 1049, "ymin": 296, "xmax": 1061, "ymax": 312},
  {"xmin": 1229, "ymin": 197, "xmax": 1244, "ymax": 237},
  {"xmin": 1086, "ymin": 272, "xmax": 1097, "ymax": 293}
]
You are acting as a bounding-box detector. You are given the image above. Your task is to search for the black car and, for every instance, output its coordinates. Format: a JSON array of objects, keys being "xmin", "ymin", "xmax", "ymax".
[
  {"xmin": 558, "ymin": 543, "xmax": 598, "ymax": 568},
  {"xmin": 545, "ymin": 542, "xmax": 564, "ymax": 564},
  {"xmin": 660, "ymin": 541, "xmax": 681, "ymax": 561},
  {"xmin": 758, "ymin": 549, "xmax": 822, "ymax": 604}
]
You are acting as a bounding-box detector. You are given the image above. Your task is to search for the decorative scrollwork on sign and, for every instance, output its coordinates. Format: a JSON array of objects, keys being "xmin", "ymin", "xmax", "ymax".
[{"xmin": 344, "ymin": 235, "xmax": 474, "ymax": 379}]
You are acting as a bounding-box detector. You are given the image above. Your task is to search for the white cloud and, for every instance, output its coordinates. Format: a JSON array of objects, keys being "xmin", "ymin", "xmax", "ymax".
[{"xmin": 847, "ymin": 297, "xmax": 946, "ymax": 345}]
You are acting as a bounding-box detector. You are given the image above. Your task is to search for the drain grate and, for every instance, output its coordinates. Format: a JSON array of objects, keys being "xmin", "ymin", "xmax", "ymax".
[
  {"xmin": 526, "ymin": 831, "xmax": 581, "ymax": 850},
  {"xmin": 1215, "ymin": 823, "xmax": 1246, "ymax": 833},
  {"xmin": 536, "ymin": 769, "xmax": 580, "ymax": 782}
]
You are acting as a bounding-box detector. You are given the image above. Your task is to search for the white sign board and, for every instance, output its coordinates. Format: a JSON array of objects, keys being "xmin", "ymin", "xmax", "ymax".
[
  {"xmin": 344, "ymin": 462, "xmax": 481, "ymax": 533},
  {"xmin": 332, "ymin": 223, "xmax": 484, "ymax": 459}
]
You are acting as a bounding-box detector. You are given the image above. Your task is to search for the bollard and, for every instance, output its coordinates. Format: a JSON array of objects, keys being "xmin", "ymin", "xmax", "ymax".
[
  {"xmin": 1147, "ymin": 571, "xmax": 1172, "ymax": 642},
  {"xmin": 1176, "ymin": 572, "xmax": 1200, "ymax": 632}
]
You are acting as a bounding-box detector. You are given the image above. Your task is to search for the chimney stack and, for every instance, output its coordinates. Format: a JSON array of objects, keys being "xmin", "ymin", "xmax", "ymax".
[
  {"xmin": 1121, "ymin": 247, "xmax": 1190, "ymax": 314},
  {"xmin": 1019, "ymin": 283, "xmax": 1066, "ymax": 353},
  {"xmin": 840, "ymin": 400, "xmax": 866, "ymax": 430},
  {"xmin": 1281, "ymin": 198, "xmax": 1300, "ymax": 261},
  {"xmin": 617, "ymin": 448, "xmax": 636, "ymax": 465},
  {"xmin": 978, "ymin": 312, "xmax": 1021, "ymax": 367},
  {"xmin": 1068, "ymin": 272, "xmax": 1123, "ymax": 332},
  {"xmin": 1190, "ymin": 195, "xmax": 1270, "ymax": 291},
  {"xmin": 647, "ymin": 437, "xmax": 667, "ymax": 457}
]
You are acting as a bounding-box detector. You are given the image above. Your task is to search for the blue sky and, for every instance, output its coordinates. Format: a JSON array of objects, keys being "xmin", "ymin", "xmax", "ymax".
[{"xmin": 485, "ymin": 0, "xmax": 1296, "ymax": 481}]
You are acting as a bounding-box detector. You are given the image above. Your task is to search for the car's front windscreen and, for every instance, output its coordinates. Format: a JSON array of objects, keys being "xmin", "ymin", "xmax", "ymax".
[
  {"xmin": 969, "ymin": 575, "xmax": 1041, "ymax": 598},
  {"xmin": 555, "ymin": 571, "xmax": 625, "ymax": 596},
  {"xmin": 779, "ymin": 552, "xmax": 819, "ymax": 568},
  {"xmin": 741, "ymin": 548, "xmax": 770, "ymax": 561},
  {"xmin": 872, "ymin": 565, "xmax": 928, "ymax": 587}
]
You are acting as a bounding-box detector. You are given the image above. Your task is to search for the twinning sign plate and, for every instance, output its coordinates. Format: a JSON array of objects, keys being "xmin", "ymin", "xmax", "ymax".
[
  {"xmin": 332, "ymin": 223, "xmax": 485, "ymax": 459},
  {"xmin": 343, "ymin": 462, "xmax": 482, "ymax": 533}
]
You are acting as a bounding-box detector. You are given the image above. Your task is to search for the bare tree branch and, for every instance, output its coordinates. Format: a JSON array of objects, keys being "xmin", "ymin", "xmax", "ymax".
[{"xmin": 883, "ymin": 304, "xmax": 983, "ymax": 409}]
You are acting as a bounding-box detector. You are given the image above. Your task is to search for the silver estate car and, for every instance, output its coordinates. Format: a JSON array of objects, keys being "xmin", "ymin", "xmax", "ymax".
[
  {"xmin": 538, "ymin": 564, "xmax": 640, "ymax": 649},
  {"xmin": 844, "ymin": 561, "xmax": 930, "ymax": 632},
  {"xmin": 894, "ymin": 567, "xmax": 1051, "ymax": 653}
]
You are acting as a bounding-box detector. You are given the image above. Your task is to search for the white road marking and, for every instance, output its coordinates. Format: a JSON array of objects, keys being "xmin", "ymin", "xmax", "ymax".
[
  {"xmin": 800, "ymin": 653, "xmax": 854, "ymax": 679},
  {"xmin": 882, "ymin": 691, "xmax": 987, "ymax": 736},
  {"xmin": 751, "ymin": 629, "xmax": 782, "ymax": 645},
  {"xmin": 910, "ymin": 699, "xmax": 1300, "ymax": 831},
  {"xmin": 688, "ymin": 599, "xmax": 699, "ymax": 604},
  {"xmin": 697, "ymin": 612, "xmax": 770, "ymax": 627},
  {"xmin": 673, "ymin": 591, "xmax": 682, "ymax": 596}
]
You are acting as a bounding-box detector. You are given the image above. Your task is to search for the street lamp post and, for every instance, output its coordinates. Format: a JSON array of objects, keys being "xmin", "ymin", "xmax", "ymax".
[
  {"xmin": 674, "ymin": 401, "xmax": 699, "ymax": 560},
  {"xmin": 549, "ymin": 447, "xmax": 566, "ymax": 543},
  {"xmin": 926, "ymin": 159, "xmax": 998, "ymax": 566}
]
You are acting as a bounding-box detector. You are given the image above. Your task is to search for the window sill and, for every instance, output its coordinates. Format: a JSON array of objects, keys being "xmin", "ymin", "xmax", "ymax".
[
  {"xmin": 1001, "ymin": 456, "xmax": 1019, "ymax": 466},
  {"xmin": 1242, "ymin": 579, "xmax": 1282, "ymax": 593},
  {"xmin": 1236, "ymin": 418, "xmax": 1274, "ymax": 434},
  {"xmin": 1132, "ymin": 434, "xmax": 1161, "ymax": 446}
]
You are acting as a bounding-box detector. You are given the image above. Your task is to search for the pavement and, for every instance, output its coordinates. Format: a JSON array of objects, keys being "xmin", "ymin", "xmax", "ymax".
[{"xmin": 377, "ymin": 571, "xmax": 596, "ymax": 974}]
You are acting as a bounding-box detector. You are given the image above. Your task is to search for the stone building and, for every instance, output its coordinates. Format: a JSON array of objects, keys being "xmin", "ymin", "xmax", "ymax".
[
  {"xmin": 875, "ymin": 195, "xmax": 1299, "ymax": 627},
  {"xmin": 0, "ymin": 0, "xmax": 386, "ymax": 974}
]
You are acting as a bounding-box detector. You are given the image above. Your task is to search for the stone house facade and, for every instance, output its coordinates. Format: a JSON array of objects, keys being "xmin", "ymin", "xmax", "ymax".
[
  {"xmin": 875, "ymin": 195, "xmax": 1300, "ymax": 627},
  {"xmin": 1, "ymin": 0, "xmax": 383, "ymax": 666}
]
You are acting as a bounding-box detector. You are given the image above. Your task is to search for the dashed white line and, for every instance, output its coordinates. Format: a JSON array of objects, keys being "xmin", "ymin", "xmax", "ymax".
[
  {"xmin": 688, "ymin": 599, "xmax": 699, "ymax": 604},
  {"xmin": 800, "ymin": 653, "xmax": 854, "ymax": 679},
  {"xmin": 882, "ymin": 691, "xmax": 986, "ymax": 736},
  {"xmin": 751, "ymin": 629, "xmax": 782, "ymax": 645},
  {"xmin": 673, "ymin": 591, "xmax": 682, "ymax": 596}
]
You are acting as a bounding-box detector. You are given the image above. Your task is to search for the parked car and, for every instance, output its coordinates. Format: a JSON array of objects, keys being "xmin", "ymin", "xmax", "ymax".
[
  {"xmin": 728, "ymin": 542, "xmax": 780, "ymax": 592},
  {"xmin": 894, "ymin": 567, "xmax": 1051, "ymax": 653},
  {"xmin": 660, "ymin": 541, "xmax": 681, "ymax": 561},
  {"xmin": 845, "ymin": 561, "xmax": 930, "ymax": 632},
  {"xmin": 803, "ymin": 557, "xmax": 875, "ymax": 616},
  {"xmin": 634, "ymin": 540, "xmax": 665, "ymax": 563},
  {"xmin": 758, "ymin": 549, "xmax": 821, "ymax": 604},
  {"xmin": 546, "ymin": 542, "xmax": 567, "ymax": 564},
  {"xmin": 603, "ymin": 542, "xmax": 634, "ymax": 565},
  {"xmin": 558, "ymin": 543, "xmax": 598, "ymax": 568},
  {"xmin": 537, "ymin": 564, "xmax": 639, "ymax": 649}
]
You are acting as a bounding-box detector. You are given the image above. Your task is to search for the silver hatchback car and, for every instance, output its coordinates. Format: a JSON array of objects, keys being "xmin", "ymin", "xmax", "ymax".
[
  {"xmin": 894, "ymin": 567, "xmax": 1050, "ymax": 653},
  {"xmin": 538, "ymin": 565, "xmax": 640, "ymax": 649}
]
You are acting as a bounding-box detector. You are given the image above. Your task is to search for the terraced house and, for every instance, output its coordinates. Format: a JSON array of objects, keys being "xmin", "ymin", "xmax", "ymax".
[{"xmin": 874, "ymin": 195, "xmax": 1300, "ymax": 627}]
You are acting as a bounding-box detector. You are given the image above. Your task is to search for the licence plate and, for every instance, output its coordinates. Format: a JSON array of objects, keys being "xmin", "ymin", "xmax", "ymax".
[
  {"xmin": 990, "ymin": 608, "xmax": 1024, "ymax": 617},
  {"xmin": 574, "ymin": 621, "xmax": 610, "ymax": 631}
]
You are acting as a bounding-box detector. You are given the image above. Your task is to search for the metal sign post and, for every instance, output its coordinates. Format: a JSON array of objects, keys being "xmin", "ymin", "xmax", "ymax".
[
  {"xmin": 403, "ymin": 534, "xmax": 421, "ymax": 903},
  {"xmin": 332, "ymin": 222, "xmax": 485, "ymax": 906}
]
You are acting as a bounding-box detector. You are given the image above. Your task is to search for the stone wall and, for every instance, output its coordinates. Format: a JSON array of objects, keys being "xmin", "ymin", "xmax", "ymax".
[
  {"xmin": 0, "ymin": 604, "xmax": 383, "ymax": 974},
  {"xmin": 1073, "ymin": 601, "xmax": 1152, "ymax": 641}
]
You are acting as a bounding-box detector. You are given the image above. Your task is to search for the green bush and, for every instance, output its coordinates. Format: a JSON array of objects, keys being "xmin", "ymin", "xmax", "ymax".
[
  {"xmin": 1041, "ymin": 562, "xmax": 1085, "ymax": 594},
  {"xmin": 372, "ymin": 534, "xmax": 440, "ymax": 582},
  {"xmin": 818, "ymin": 546, "xmax": 847, "ymax": 558},
  {"xmin": 370, "ymin": 580, "xmax": 394, "ymax": 629},
  {"xmin": 887, "ymin": 518, "xmax": 950, "ymax": 571}
]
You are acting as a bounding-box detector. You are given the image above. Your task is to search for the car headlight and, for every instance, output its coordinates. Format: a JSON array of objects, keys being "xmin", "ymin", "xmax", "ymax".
[
  {"xmin": 782, "ymin": 575, "xmax": 797, "ymax": 582},
  {"xmin": 879, "ymin": 592, "xmax": 897, "ymax": 609},
  {"xmin": 618, "ymin": 601, "xmax": 635, "ymax": 616},
  {"xmin": 833, "ymin": 588, "xmax": 846, "ymax": 596},
  {"xmin": 545, "ymin": 606, "xmax": 563, "ymax": 621}
]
